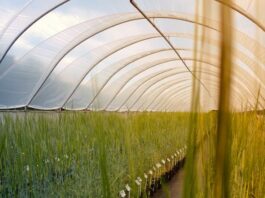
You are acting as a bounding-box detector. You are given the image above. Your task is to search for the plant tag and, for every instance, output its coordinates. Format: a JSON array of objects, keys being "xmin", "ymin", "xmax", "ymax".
[
  {"xmin": 167, "ymin": 158, "xmax": 171, "ymax": 162},
  {"xmin": 119, "ymin": 190, "xmax": 126, "ymax": 197},
  {"xmin": 156, "ymin": 163, "xmax": 161, "ymax": 168},
  {"xmin": 125, "ymin": 184, "xmax": 131, "ymax": 192},
  {"xmin": 161, "ymin": 159, "xmax": 166, "ymax": 164},
  {"xmin": 137, "ymin": 177, "xmax": 142, "ymax": 182},
  {"xmin": 144, "ymin": 173, "xmax": 148, "ymax": 179},
  {"xmin": 135, "ymin": 180, "xmax": 141, "ymax": 186},
  {"xmin": 149, "ymin": 170, "xmax": 153, "ymax": 175}
]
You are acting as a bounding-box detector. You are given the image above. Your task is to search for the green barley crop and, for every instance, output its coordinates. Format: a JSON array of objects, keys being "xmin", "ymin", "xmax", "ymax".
[{"xmin": 0, "ymin": 112, "xmax": 188, "ymax": 197}]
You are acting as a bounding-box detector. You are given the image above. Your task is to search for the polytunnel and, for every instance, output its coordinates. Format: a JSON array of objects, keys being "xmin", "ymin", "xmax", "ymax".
[
  {"xmin": 0, "ymin": 0, "xmax": 264, "ymax": 197},
  {"xmin": 0, "ymin": 0, "xmax": 264, "ymax": 111}
]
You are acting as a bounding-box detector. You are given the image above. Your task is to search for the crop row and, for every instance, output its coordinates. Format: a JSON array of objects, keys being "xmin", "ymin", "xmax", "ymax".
[{"xmin": 119, "ymin": 146, "xmax": 186, "ymax": 197}]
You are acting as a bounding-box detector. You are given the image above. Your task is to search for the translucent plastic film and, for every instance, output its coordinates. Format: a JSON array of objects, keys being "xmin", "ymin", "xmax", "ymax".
[
  {"xmin": 0, "ymin": 0, "xmax": 69, "ymax": 63},
  {"xmin": 0, "ymin": 0, "xmax": 264, "ymax": 111}
]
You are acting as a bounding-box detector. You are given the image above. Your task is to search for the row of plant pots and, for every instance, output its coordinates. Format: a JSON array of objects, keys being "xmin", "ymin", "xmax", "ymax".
[{"xmin": 119, "ymin": 146, "xmax": 187, "ymax": 198}]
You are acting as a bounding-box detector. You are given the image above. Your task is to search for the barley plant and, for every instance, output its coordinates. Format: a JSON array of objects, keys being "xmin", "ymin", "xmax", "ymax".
[{"xmin": 0, "ymin": 112, "xmax": 188, "ymax": 197}]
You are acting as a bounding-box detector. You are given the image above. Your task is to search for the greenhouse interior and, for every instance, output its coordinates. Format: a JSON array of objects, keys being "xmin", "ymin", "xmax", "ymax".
[{"xmin": 0, "ymin": 0, "xmax": 264, "ymax": 197}]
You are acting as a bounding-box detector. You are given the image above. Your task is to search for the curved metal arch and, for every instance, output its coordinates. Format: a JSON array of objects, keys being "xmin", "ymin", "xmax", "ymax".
[
  {"xmin": 130, "ymin": 0, "xmax": 212, "ymax": 96},
  {"xmin": 84, "ymin": 48, "xmax": 188, "ymax": 109},
  {"xmin": 26, "ymin": 11, "xmax": 265, "ymax": 109},
  {"xmin": 63, "ymin": 33, "xmax": 265, "ymax": 110},
  {"xmin": 96, "ymin": 68, "xmax": 176, "ymax": 111},
  {"xmin": 159, "ymin": 78, "xmax": 250, "ymax": 111},
  {"xmin": 165, "ymin": 92, "xmax": 199, "ymax": 111},
  {"xmin": 118, "ymin": 74, "xmax": 208, "ymax": 111},
  {"xmin": 142, "ymin": 71, "xmax": 261, "ymax": 111},
  {"xmin": 164, "ymin": 89, "xmax": 234, "ymax": 112},
  {"xmin": 134, "ymin": 74, "xmax": 217, "ymax": 110},
  {"xmin": 166, "ymin": 90, "xmax": 252, "ymax": 112},
  {"xmin": 161, "ymin": 84, "xmax": 247, "ymax": 112},
  {"xmin": 154, "ymin": 82, "xmax": 241, "ymax": 111},
  {"xmin": 125, "ymin": 60, "xmax": 262, "ymax": 110},
  {"xmin": 61, "ymin": 34, "xmax": 229, "ymax": 108},
  {"xmin": 165, "ymin": 90, "xmax": 204, "ymax": 111},
  {"xmin": 83, "ymin": 48, "xmax": 220, "ymax": 109},
  {"xmin": 54, "ymin": 33, "xmax": 218, "ymax": 109},
  {"xmin": 154, "ymin": 87, "xmax": 193, "ymax": 111},
  {"xmin": 59, "ymin": 36, "xmax": 177, "ymax": 109},
  {"xmin": 105, "ymin": 55, "xmax": 260, "ymax": 109},
  {"xmin": 26, "ymin": 12, "xmax": 220, "ymax": 107},
  {"xmin": 84, "ymin": 47, "xmax": 263, "ymax": 111},
  {"xmin": 159, "ymin": 88, "xmax": 214, "ymax": 111},
  {"xmin": 136, "ymin": 74, "xmax": 246, "ymax": 111},
  {"xmin": 100, "ymin": 60, "xmax": 216, "ymax": 110},
  {"xmin": 0, "ymin": 0, "xmax": 69, "ymax": 64},
  {"xmin": 115, "ymin": 61, "xmax": 218, "ymax": 112},
  {"xmin": 215, "ymin": 0, "xmax": 265, "ymax": 32},
  {"xmin": 111, "ymin": 67, "xmax": 251, "ymax": 110},
  {"xmin": 116, "ymin": 48, "xmax": 263, "ymax": 106},
  {"xmin": 135, "ymin": 67, "xmax": 262, "ymax": 111},
  {"xmin": 112, "ymin": 84, "xmax": 192, "ymax": 112},
  {"xmin": 0, "ymin": 1, "xmax": 33, "ymax": 39},
  {"xmin": 104, "ymin": 54, "xmax": 260, "ymax": 111},
  {"xmin": 139, "ymin": 79, "xmax": 194, "ymax": 111},
  {"xmin": 151, "ymin": 85, "xmax": 216, "ymax": 111},
  {"xmin": 100, "ymin": 58, "xmax": 189, "ymax": 110},
  {"xmin": 156, "ymin": 81, "xmax": 239, "ymax": 111}
]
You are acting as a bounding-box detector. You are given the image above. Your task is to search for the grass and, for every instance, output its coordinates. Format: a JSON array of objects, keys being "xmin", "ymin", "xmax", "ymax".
[
  {"xmin": 0, "ymin": 111, "xmax": 263, "ymax": 197},
  {"xmin": 0, "ymin": 111, "xmax": 188, "ymax": 197},
  {"xmin": 230, "ymin": 113, "xmax": 265, "ymax": 197},
  {"xmin": 183, "ymin": 111, "xmax": 265, "ymax": 198}
]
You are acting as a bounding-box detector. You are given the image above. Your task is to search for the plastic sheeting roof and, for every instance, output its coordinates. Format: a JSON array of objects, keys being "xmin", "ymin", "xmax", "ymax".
[{"xmin": 0, "ymin": 0, "xmax": 264, "ymax": 111}]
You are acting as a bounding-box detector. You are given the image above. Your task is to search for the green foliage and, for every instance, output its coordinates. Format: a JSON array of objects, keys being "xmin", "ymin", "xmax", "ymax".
[
  {"xmin": 0, "ymin": 112, "xmax": 264, "ymax": 197},
  {"xmin": 0, "ymin": 112, "xmax": 187, "ymax": 197},
  {"xmin": 183, "ymin": 112, "xmax": 265, "ymax": 198}
]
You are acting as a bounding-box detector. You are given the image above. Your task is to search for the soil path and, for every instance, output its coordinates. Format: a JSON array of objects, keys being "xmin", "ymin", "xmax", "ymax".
[{"xmin": 152, "ymin": 168, "xmax": 184, "ymax": 198}]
